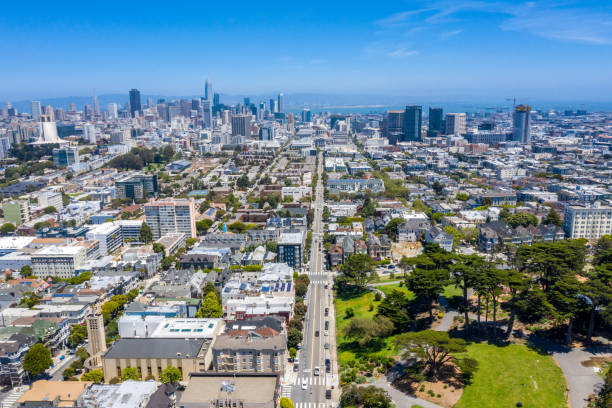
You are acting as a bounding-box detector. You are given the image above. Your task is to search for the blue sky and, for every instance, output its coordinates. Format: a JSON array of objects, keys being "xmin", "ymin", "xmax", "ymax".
[{"xmin": 1, "ymin": 0, "xmax": 611, "ymax": 101}]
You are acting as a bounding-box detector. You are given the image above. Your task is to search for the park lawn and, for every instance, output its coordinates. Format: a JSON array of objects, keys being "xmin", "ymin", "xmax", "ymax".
[
  {"xmin": 377, "ymin": 283, "xmax": 414, "ymax": 298},
  {"xmin": 335, "ymin": 283, "xmax": 413, "ymax": 367},
  {"xmin": 455, "ymin": 343, "xmax": 567, "ymax": 408}
]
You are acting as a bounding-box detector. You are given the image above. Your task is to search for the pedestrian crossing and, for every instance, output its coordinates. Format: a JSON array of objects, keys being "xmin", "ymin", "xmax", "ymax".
[
  {"xmin": 1, "ymin": 388, "xmax": 26, "ymax": 408},
  {"xmin": 294, "ymin": 375, "xmax": 328, "ymax": 385},
  {"xmin": 309, "ymin": 280, "xmax": 330, "ymax": 285},
  {"xmin": 293, "ymin": 403, "xmax": 331, "ymax": 408},
  {"xmin": 281, "ymin": 384, "xmax": 292, "ymax": 398}
]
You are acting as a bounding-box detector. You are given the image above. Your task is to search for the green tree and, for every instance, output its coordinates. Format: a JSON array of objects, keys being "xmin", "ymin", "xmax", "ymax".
[
  {"xmin": 81, "ymin": 369, "xmax": 104, "ymax": 383},
  {"xmin": 101, "ymin": 300, "xmax": 121, "ymax": 320},
  {"xmin": 160, "ymin": 365, "xmax": 182, "ymax": 383},
  {"xmin": 0, "ymin": 223, "xmax": 16, "ymax": 235},
  {"xmin": 337, "ymin": 253, "xmax": 376, "ymax": 289},
  {"xmin": 23, "ymin": 343, "xmax": 53, "ymax": 377},
  {"xmin": 295, "ymin": 282, "xmax": 308, "ymax": 298},
  {"xmin": 394, "ymin": 330, "xmax": 471, "ymax": 379},
  {"xmin": 20, "ymin": 265, "xmax": 33, "ymax": 278},
  {"xmin": 383, "ymin": 217, "xmax": 404, "ymax": 241},
  {"xmin": 139, "ymin": 222, "xmax": 153, "ymax": 244},
  {"xmin": 343, "ymin": 316, "xmax": 394, "ymax": 346},
  {"xmin": 19, "ymin": 292, "xmax": 40, "ymax": 309},
  {"xmin": 340, "ymin": 385, "xmax": 392, "ymax": 408},
  {"xmin": 63, "ymin": 367, "xmax": 75, "ymax": 379},
  {"xmin": 152, "ymin": 242, "xmax": 165, "ymax": 255},
  {"xmin": 280, "ymin": 397, "xmax": 295, "ymax": 408},
  {"xmin": 376, "ymin": 289, "xmax": 412, "ymax": 333},
  {"xmin": 236, "ymin": 174, "xmax": 250, "ymax": 189},
  {"xmin": 287, "ymin": 327, "xmax": 302, "ymax": 349},
  {"xmin": 360, "ymin": 197, "xmax": 376, "ymax": 217},
  {"xmin": 196, "ymin": 219, "xmax": 213, "ymax": 234},
  {"xmin": 195, "ymin": 291, "xmax": 222, "ymax": 318},
  {"xmin": 289, "ymin": 347, "xmax": 297, "ymax": 360},
  {"xmin": 505, "ymin": 212, "xmax": 539, "ymax": 228},
  {"xmin": 543, "ymin": 208, "xmax": 562, "ymax": 227},
  {"xmin": 67, "ymin": 324, "xmax": 88, "ymax": 348},
  {"xmin": 121, "ymin": 367, "xmax": 140, "ymax": 381},
  {"xmin": 43, "ymin": 206, "xmax": 57, "ymax": 214}
]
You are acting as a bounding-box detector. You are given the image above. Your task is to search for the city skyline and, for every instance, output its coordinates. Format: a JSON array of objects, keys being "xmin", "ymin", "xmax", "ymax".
[{"xmin": 1, "ymin": 0, "xmax": 611, "ymax": 100}]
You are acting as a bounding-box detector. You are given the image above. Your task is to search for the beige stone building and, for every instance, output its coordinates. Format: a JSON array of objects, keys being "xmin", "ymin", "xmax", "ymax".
[
  {"xmin": 212, "ymin": 328, "xmax": 286, "ymax": 373},
  {"xmin": 102, "ymin": 337, "xmax": 213, "ymax": 382}
]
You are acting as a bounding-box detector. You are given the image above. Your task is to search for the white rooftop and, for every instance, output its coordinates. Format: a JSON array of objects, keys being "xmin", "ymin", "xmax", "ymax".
[
  {"xmin": 0, "ymin": 237, "xmax": 35, "ymax": 250},
  {"xmin": 149, "ymin": 318, "xmax": 222, "ymax": 338}
]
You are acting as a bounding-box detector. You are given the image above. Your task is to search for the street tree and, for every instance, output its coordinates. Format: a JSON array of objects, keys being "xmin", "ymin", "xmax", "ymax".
[
  {"xmin": 23, "ymin": 343, "xmax": 53, "ymax": 377},
  {"xmin": 375, "ymin": 289, "xmax": 412, "ymax": 333}
]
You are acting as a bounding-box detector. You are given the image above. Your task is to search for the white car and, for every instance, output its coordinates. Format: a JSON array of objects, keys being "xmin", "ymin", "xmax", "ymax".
[{"xmin": 302, "ymin": 379, "xmax": 308, "ymax": 390}]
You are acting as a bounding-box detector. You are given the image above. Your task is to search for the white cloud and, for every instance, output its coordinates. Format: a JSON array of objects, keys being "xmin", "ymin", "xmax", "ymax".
[
  {"xmin": 440, "ymin": 29, "xmax": 463, "ymax": 38},
  {"xmin": 388, "ymin": 48, "xmax": 418, "ymax": 57}
]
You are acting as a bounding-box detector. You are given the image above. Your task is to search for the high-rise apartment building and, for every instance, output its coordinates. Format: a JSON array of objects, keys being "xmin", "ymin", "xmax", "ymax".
[
  {"xmin": 428, "ymin": 107, "xmax": 444, "ymax": 137},
  {"xmin": 563, "ymin": 204, "xmax": 612, "ymax": 239},
  {"xmin": 402, "ymin": 105, "xmax": 422, "ymax": 142},
  {"xmin": 301, "ymin": 108, "xmax": 311, "ymax": 122},
  {"xmin": 31, "ymin": 101, "xmax": 42, "ymax": 121},
  {"xmin": 231, "ymin": 114, "xmax": 250, "ymax": 137},
  {"xmin": 445, "ymin": 113, "xmax": 467, "ymax": 136},
  {"xmin": 116, "ymin": 173, "xmax": 158, "ymax": 201},
  {"xmin": 129, "ymin": 88, "xmax": 141, "ymax": 118},
  {"xmin": 52, "ymin": 146, "xmax": 79, "ymax": 167},
  {"xmin": 144, "ymin": 198, "xmax": 197, "ymax": 239},
  {"xmin": 512, "ymin": 104, "xmax": 531, "ymax": 144},
  {"xmin": 93, "ymin": 92, "xmax": 100, "ymax": 115}
]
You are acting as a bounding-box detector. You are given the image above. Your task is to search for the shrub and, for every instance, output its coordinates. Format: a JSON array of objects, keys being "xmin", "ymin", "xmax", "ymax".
[
  {"xmin": 374, "ymin": 292, "xmax": 382, "ymax": 301},
  {"xmin": 419, "ymin": 385, "xmax": 425, "ymax": 392},
  {"xmin": 344, "ymin": 307, "xmax": 354, "ymax": 319}
]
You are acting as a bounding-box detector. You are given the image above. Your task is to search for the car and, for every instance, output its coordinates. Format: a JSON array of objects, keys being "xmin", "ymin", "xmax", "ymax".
[
  {"xmin": 324, "ymin": 308, "xmax": 329, "ymax": 317},
  {"xmin": 314, "ymin": 366, "xmax": 320, "ymax": 376},
  {"xmin": 326, "ymin": 389, "xmax": 332, "ymax": 399},
  {"xmin": 325, "ymin": 321, "xmax": 329, "ymax": 330},
  {"xmin": 324, "ymin": 330, "xmax": 329, "ymax": 336},
  {"xmin": 302, "ymin": 379, "xmax": 308, "ymax": 390},
  {"xmin": 324, "ymin": 342, "xmax": 329, "ymax": 349},
  {"xmin": 293, "ymin": 363, "xmax": 299, "ymax": 372},
  {"xmin": 325, "ymin": 358, "xmax": 331, "ymax": 373},
  {"xmin": 315, "ymin": 330, "xmax": 319, "ymax": 337}
]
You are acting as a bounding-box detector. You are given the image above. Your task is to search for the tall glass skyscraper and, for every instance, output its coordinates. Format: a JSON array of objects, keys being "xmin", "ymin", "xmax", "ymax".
[
  {"xmin": 129, "ymin": 88, "xmax": 141, "ymax": 118},
  {"xmin": 205, "ymin": 79, "xmax": 213, "ymax": 101},
  {"xmin": 402, "ymin": 105, "xmax": 422, "ymax": 142},
  {"xmin": 512, "ymin": 105, "xmax": 531, "ymax": 144},
  {"xmin": 428, "ymin": 107, "xmax": 443, "ymax": 137}
]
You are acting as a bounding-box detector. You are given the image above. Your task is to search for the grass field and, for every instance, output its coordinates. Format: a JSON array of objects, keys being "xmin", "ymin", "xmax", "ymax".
[
  {"xmin": 455, "ymin": 343, "xmax": 567, "ymax": 408},
  {"xmin": 335, "ymin": 283, "xmax": 412, "ymax": 367},
  {"xmin": 377, "ymin": 283, "xmax": 414, "ymax": 297},
  {"xmin": 442, "ymin": 284, "xmax": 463, "ymax": 299}
]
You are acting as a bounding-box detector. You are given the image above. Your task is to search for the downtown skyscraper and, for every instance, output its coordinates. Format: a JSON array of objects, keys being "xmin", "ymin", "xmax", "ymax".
[
  {"xmin": 129, "ymin": 88, "xmax": 141, "ymax": 118},
  {"xmin": 205, "ymin": 79, "xmax": 213, "ymax": 101},
  {"xmin": 512, "ymin": 104, "xmax": 531, "ymax": 144}
]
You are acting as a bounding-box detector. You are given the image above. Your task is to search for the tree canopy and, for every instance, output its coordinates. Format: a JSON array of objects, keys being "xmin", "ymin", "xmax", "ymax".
[{"xmin": 23, "ymin": 343, "xmax": 53, "ymax": 377}]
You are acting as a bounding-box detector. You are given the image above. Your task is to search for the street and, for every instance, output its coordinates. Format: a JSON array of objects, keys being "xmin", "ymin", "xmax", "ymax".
[{"xmin": 288, "ymin": 153, "xmax": 337, "ymax": 408}]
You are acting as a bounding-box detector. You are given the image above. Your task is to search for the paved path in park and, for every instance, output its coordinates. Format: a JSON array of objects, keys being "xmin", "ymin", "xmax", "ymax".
[
  {"xmin": 366, "ymin": 378, "xmax": 444, "ymax": 408},
  {"xmin": 529, "ymin": 338, "xmax": 612, "ymax": 408}
]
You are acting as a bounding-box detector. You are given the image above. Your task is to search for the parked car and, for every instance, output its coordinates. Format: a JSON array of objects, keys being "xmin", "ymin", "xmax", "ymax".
[{"xmin": 302, "ymin": 379, "xmax": 308, "ymax": 390}]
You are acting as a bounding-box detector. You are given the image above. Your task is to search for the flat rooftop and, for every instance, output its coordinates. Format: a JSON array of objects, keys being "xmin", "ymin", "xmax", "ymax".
[
  {"xmin": 179, "ymin": 373, "xmax": 278, "ymax": 407},
  {"xmin": 105, "ymin": 337, "xmax": 207, "ymax": 359},
  {"xmin": 150, "ymin": 318, "xmax": 222, "ymax": 338}
]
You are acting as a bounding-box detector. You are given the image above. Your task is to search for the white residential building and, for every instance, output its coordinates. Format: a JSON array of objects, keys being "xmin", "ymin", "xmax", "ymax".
[
  {"xmin": 86, "ymin": 222, "xmax": 123, "ymax": 256},
  {"xmin": 563, "ymin": 203, "xmax": 612, "ymax": 239},
  {"xmin": 31, "ymin": 246, "xmax": 86, "ymax": 278}
]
